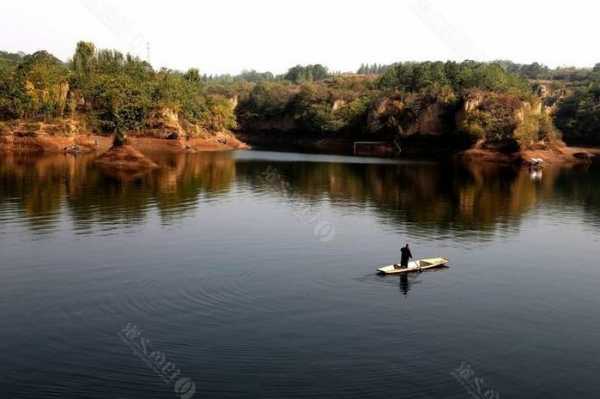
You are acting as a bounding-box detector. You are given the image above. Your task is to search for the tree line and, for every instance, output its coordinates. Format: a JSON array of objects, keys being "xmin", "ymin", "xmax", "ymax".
[
  {"xmin": 3, "ymin": 43, "xmax": 600, "ymax": 145},
  {"xmin": 0, "ymin": 43, "xmax": 237, "ymax": 134}
]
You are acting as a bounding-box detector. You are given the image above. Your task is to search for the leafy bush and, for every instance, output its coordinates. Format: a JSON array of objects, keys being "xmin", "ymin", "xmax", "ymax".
[
  {"xmin": 458, "ymin": 93, "xmax": 521, "ymax": 146},
  {"xmin": 555, "ymin": 83, "xmax": 600, "ymax": 144}
]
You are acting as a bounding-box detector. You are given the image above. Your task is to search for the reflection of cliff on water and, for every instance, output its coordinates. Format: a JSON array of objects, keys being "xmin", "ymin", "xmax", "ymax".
[
  {"xmin": 235, "ymin": 159, "xmax": 584, "ymax": 240},
  {"xmin": 0, "ymin": 152, "xmax": 237, "ymax": 233}
]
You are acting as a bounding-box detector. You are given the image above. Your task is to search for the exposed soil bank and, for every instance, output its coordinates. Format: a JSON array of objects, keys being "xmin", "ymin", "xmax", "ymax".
[
  {"xmin": 3, "ymin": 119, "xmax": 598, "ymax": 168},
  {"xmin": 0, "ymin": 133, "xmax": 103, "ymax": 154},
  {"xmin": 460, "ymin": 146, "xmax": 600, "ymax": 165},
  {"xmin": 118, "ymin": 133, "xmax": 249, "ymax": 154},
  {"xmin": 0, "ymin": 123, "xmax": 248, "ymax": 156}
]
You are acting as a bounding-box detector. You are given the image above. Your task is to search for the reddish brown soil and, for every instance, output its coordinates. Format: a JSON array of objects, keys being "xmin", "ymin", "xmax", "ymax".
[
  {"xmin": 0, "ymin": 132, "xmax": 248, "ymax": 155},
  {"xmin": 461, "ymin": 146, "xmax": 600, "ymax": 165},
  {"xmin": 94, "ymin": 144, "xmax": 158, "ymax": 171}
]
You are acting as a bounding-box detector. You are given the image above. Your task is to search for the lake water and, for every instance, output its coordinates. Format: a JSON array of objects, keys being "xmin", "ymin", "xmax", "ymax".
[{"xmin": 1, "ymin": 150, "xmax": 600, "ymax": 399}]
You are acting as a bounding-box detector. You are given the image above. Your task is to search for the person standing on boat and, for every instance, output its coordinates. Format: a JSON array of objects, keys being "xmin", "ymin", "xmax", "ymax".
[{"xmin": 400, "ymin": 244, "xmax": 413, "ymax": 268}]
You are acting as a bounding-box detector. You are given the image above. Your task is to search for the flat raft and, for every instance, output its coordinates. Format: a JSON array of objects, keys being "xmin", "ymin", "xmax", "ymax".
[{"xmin": 377, "ymin": 257, "xmax": 449, "ymax": 275}]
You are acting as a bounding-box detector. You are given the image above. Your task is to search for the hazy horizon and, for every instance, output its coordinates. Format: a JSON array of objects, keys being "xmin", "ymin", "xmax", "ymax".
[{"xmin": 1, "ymin": 0, "xmax": 599, "ymax": 74}]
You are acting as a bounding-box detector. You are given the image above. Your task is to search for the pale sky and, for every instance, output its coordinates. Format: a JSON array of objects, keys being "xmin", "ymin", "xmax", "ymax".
[{"xmin": 0, "ymin": 0, "xmax": 598, "ymax": 74}]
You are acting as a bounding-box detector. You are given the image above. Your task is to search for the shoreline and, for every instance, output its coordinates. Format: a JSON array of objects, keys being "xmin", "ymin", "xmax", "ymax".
[
  {"xmin": 460, "ymin": 146, "xmax": 600, "ymax": 165},
  {"xmin": 2, "ymin": 129, "xmax": 599, "ymax": 168},
  {"xmin": 0, "ymin": 131, "xmax": 248, "ymax": 155},
  {"xmin": 237, "ymin": 131, "xmax": 600, "ymax": 166}
]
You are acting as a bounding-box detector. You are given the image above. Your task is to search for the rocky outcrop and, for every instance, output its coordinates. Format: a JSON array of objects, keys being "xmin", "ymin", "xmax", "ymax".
[
  {"xmin": 142, "ymin": 108, "xmax": 184, "ymax": 139},
  {"xmin": 404, "ymin": 101, "xmax": 445, "ymax": 136},
  {"xmin": 125, "ymin": 107, "xmax": 249, "ymax": 151},
  {"xmin": 366, "ymin": 93, "xmax": 449, "ymax": 137}
]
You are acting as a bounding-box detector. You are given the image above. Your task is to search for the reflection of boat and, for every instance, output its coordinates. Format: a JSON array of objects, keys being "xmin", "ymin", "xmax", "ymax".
[
  {"xmin": 529, "ymin": 170, "xmax": 543, "ymax": 180},
  {"xmin": 377, "ymin": 257, "xmax": 449, "ymax": 274}
]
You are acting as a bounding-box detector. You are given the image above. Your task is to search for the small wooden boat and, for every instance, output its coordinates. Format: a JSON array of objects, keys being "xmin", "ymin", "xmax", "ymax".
[{"xmin": 377, "ymin": 257, "xmax": 449, "ymax": 275}]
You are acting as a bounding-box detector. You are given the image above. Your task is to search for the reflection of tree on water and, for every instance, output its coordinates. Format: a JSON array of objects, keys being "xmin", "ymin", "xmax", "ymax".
[
  {"xmin": 0, "ymin": 153, "xmax": 89, "ymax": 233},
  {"xmin": 236, "ymin": 159, "xmax": 576, "ymax": 241},
  {"xmin": 2, "ymin": 152, "xmax": 600, "ymax": 237},
  {"xmin": 70, "ymin": 152, "xmax": 237, "ymax": 228},
  {"xmin": 0, "ymin": 152, "xmax": 237, "ymax": 233},
  {"xmin": 551, "ymin": 164, "xmax": 600, "ymax": 227}
]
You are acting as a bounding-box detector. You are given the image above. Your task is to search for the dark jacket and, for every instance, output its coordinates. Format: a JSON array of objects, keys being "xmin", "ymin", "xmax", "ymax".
[{"xmin": 400, "ymin": 246, "xmax": 413, "ymax": 266}]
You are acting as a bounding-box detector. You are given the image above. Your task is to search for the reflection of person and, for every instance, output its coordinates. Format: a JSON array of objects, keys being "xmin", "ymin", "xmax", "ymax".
[
  {"xmin": 400, "ymin": 244, "xmax": 413, "ymax": 268},
  {"xmin": 399, "ymin": 274, "xmax": 409, "ymax": 296}
]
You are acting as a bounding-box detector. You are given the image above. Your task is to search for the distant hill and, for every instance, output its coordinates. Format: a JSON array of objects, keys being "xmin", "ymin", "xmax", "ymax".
[{"xmin": 0, "ymin": 50, "xmax": 26, "ymax": 65}]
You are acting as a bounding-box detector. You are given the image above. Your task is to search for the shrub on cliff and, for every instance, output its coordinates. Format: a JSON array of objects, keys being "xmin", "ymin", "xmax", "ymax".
[
  {"xmin": 555, "ymin": 83, "xmax": 600, "ymax": 144},
  {"xmin": 458, "ymin": 91, "xmax": 559, "ymax": 150},
  {"xmin": 0, "ymin": 63, "xmax": 21, "ymax": 119},
  {"xmin": 514, "ymin": 111, "xmax": 560, "ymax": 148},
  {"xmin": 458, "ymin": 92, "xmax": 522, "ymax": 148},
  {"xmin": 238, "ymin": 81, "xmax": 295, "ymax": 120}
]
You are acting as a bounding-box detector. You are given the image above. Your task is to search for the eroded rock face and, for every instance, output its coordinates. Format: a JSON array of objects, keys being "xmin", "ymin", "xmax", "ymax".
[
  {"xmin": 143, "ymin": 108, "xmax": 184, "ymax": 139},
  {"xmin": 404, "ymin": 102, "xmax": 445, "ymax": 136},
  {"xmin": 366, "ymin": 94, "xmax": 447, "ymax": 136}
]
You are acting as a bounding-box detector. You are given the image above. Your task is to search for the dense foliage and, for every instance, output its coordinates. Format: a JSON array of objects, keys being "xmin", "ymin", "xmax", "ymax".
[
  {"xmin": 236, "ymin": 76, "xmax": 376, "ymax": 134},
  {"xmin": 554, "ymin": 72, "xmax": 600, "ymax": 144},
  {"xmin": 377, "ymin": 61, "xmax": 530, "ymax": 95},
  {"xmin": 283, "ymin": 64, "xmax": 329, "ymax": 83},
  {"xmin": 237, "ymin": 61, "xmax": 533, "ymax": 141},
  {"xmin": 357, "ymin": 63, "xmax": 390, "ymax": 75},
  {"xmin": 495, "ymin": 60, "xmax": 595, "ymax": 82},
  {"xmin": 3, "ymin": 42, "xmax": 600, "ymax": 146},
  {"xmin": 0, "ymin": 42, "xmax": 236, "ymax": 135}
]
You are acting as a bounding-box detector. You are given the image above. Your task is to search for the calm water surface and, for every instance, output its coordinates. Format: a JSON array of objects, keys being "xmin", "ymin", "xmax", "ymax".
[{"xmin": 1, "ymin": 150, "xmax": 600, "ymax": 398}]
